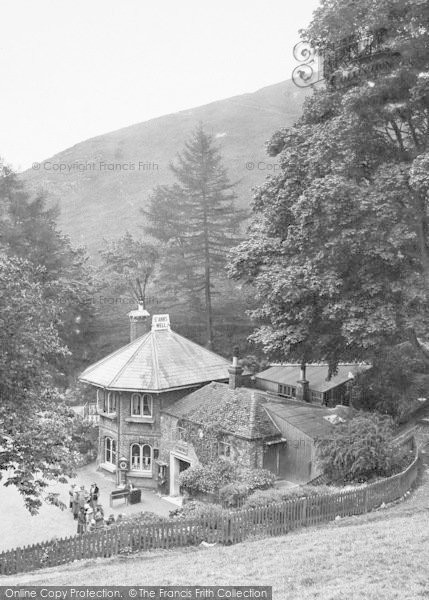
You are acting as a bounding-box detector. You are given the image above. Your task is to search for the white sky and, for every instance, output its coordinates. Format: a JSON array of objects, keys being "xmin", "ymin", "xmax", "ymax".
[{"xmin": 1, "ymin": 0, "xmax": 319, "ymax": 171}]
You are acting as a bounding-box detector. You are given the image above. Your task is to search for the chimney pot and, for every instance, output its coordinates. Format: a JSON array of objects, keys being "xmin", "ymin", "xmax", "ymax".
[{"xmin": 229, "ymin": 346, "xmax": 243, "ymax": 389}]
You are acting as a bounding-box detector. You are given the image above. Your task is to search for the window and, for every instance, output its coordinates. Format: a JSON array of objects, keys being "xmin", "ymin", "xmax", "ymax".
[
  {"xmin": 97, "ymin": 389, "xmax": 105, "ymax": 411},
  {"xmin": 131, "ymin": 393, "xmax": 153, "ymax": 417},
  {"xmin": 97, "ymin": 390, "xmax": 118, "ymax": 414},
  {"xmin": 105, "ymin": 437, "xmax": 117, "ymax": 464},
  {"xmin": 130, "ymin": 443, "xmax": 152, "ymax": 472},
  {"xmin": 107, "ymin": 392, "xmax": 118, "ymax": 414},
  {"xmin": 218, "ymin": 441, "xmax": 232, "ymax": 459},
  {"xmin": 278, "ymin": 385, "xmax": 296, "ymax": 398}
]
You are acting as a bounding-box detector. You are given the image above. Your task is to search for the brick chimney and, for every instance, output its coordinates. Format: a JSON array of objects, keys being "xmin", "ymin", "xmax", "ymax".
[
  {"xmin": 296, "ymin": 362, "xmax": 310, "ymax": 402},
  {"xmin": 128, "ymin": 301, "xmax": 150, "ymax": 342},
  {"xmin": 228, "ymin": 346, "xmax": 243, "ymax": 389}
]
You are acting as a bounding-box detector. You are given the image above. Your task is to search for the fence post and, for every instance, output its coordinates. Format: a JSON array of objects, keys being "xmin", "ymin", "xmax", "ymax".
[{"xmin": 363, "ymin": 487, "xmax": 368, "ymax": 513}]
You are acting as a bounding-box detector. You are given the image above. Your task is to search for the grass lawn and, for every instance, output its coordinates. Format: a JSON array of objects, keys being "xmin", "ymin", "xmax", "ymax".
[{"xmin": 2, "ymin": 469, "xmax": 429, "ymax": 599}]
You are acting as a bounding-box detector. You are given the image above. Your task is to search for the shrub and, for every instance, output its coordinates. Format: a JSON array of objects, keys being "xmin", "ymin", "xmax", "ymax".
[
  {"xmin": 170, "ymin": 500, "xmax": 229, "ymax": 520},
  {"xmin": 178, "ymin": 460, "xmax": 237, "ymax": 496},
  {"xmin": 243, "ymin": 489, "xmax": 284, "ymax": 509},
  {"xmin": 219, "ymin": 482, "xmax": 249, "ymax": 507},
  {"xmin": 237, "ymin": 467, "xmax": 276, "ymax": 491},
  {"xmin": 316, "ymin": 412, "xmax": 397, "ymax": 483},
  {"xmin": 179, "ymin": 460, "xmax": 276, "ymax": 499}
]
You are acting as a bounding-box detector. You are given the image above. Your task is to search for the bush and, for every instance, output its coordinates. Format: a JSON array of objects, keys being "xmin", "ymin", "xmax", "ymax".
[
  {"xmin": 170, "ymin": 500, "xmax": 229, "ymax": 520},
  {"xmin": 243, "ymin": 489, "xmax": 284, "ymax": 509},
  {"xmin": 179, "ymin": 460, "xmax": 276, "ymax": 500},
  {"xmin": 237, "ymin": 467, "xmax": 276, "ymax": 491},
  {"xmin": 219, "ymin": 482, "xmax": 249, "ymax": 507},
  {"xmin": 316, "ymin": 412, "xmax": 397, "ymax": 483},
  {"xmin": 178, "ymin": 460, "xmax": 236, "ymax": 496}
]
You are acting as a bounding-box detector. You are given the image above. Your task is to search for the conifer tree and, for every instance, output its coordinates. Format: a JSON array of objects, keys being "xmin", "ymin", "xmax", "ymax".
[{"xmin": 144, "ymin": 125, "xmax": 245, "ymax": 348}]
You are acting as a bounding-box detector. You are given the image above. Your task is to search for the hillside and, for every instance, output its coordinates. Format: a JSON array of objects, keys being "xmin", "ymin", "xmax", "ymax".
[
  {"xmin": 20, "ymin": 80, "xmax": 309, "ymax": 259},
  {"xmin": 3, "ymin": 471, "xmax": 429, "ymax": 598}
]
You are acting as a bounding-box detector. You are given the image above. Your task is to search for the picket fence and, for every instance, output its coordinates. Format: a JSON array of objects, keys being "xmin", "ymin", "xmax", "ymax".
[{"xmin": 0, "ymin": 452, "xmax": 420, "ymax": 576}]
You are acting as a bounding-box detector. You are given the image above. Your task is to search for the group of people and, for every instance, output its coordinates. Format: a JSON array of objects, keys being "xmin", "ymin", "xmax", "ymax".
[{"xmin": 69, "ymin": 483, "xmax": 117, "ymax": 535}]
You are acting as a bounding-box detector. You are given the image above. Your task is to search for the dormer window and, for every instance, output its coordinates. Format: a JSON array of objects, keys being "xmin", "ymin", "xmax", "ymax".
[{"xmin": 131, "ymin": 393, "xmax": 153, "ymax": 417}]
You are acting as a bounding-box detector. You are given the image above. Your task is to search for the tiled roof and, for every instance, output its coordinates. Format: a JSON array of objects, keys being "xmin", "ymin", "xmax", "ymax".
[
  {"xmin": 264, "ymin": 402, "xmax": 333, "ymax": 439},
  {"xmin": 255, "ymin": 364, "xmax": 369, "ymax": 393},
  {"xmin": 79, "ymin": 329, "xmax": 231, "ymax": 392},
  {"xmin": 165, "ymin": 382, "xmax": 281, "ymax": 440}
]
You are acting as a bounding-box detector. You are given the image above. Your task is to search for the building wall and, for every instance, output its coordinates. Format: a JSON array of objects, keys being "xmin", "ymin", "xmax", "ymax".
[
  {"xmin": 97, "ymin": 389, "xmax": 194, "ymax": 489},
  {"xmin": 254, "ymin": 379, "xmax": 279, "ymax": 394},
  {"xmin": 159, "ymin": 413, "xmax": 265, "ymax": 494},
  {"xmin": 265, "ymin": 417, "xmax": 321, "ymax": 483}
]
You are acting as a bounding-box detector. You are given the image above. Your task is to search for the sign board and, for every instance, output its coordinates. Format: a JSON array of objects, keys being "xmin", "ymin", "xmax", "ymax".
[
  {"xmin": 152, "ymin": 314, "xmax": 171, "ymax": 331},
  {"xmin": 118, "ymin": 457, "xmax": 129, "ymax": 471}
]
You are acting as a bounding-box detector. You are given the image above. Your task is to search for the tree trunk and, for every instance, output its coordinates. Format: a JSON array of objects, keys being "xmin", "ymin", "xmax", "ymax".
[{"xmin": 202, "ymin": 196, "xmax": 214, "ymax": 350}]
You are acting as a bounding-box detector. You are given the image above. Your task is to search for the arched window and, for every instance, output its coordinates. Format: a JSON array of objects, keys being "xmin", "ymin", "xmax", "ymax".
[
  {"xmin": 131, "ymin": 393, "xmax": 153, "ymax": 417},
  {"xmin": 97, "ymin": 390, "xmax": 118, "ymax": 414},
  {"xmin": 107, "ymin": 391, "xmax": 119, "ymax": 414},
  {"xmin": 105, "ymin": 437, "xmax": 117, "ymax": 464},
  {"xmin": 130, "ymin": 443, "xmax": 152, "ymax": 472}
]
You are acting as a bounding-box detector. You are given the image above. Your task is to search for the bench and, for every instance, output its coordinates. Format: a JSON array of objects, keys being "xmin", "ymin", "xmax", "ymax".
[{"xmin": 110, "ymin": 488, "xmax": 130, "ymax": 507}]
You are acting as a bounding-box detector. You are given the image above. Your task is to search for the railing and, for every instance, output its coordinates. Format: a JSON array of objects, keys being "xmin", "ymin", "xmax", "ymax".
[{"xmin": 0, "ymin": 451, "xmax": 420, "ymax": 576}]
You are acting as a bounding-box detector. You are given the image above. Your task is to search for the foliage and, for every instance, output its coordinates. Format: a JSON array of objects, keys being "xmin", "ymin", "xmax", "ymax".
[
  {"xmin": 178, "ymin": 460, "xmax": 237, "ymax": 496},
  {"xmin": 228, "ymin": 0, "xmax": 429, "ymax": 382},
  {"xmin": 0, "ymin": 253, "xmax": 82, "ymax": 512},
  {"xmin": 71, "ymin": 414, "xmax": 98, "ymax": 464},
  {"xmin": 179, "ymin": 459, "xmax": 276, "ymax": 498},
  {"xmin": 170, "ymin": 500, "xmax": 229, "ymax": 520},
  {"xmin": 316, "ymin": 412, "xmax": 397, "ymax": 483},
  {"xmin": 218, "ymin": 482, "xmax": 249, "ymax": 507},
  {"xmin": 0, "ymin": 162, "xmax": 97, "ymax": 379},
  {"xmin": 143, "ymin": 124, "xmax": 246, "ymax": 348},
  {"xmin": 352, "ymin": 343, "xmax": 429, "ymax": 420},
  {"xmin": 99, "ymin": 231, "xmax": 159, "ymax": 303},
  {"xmin": 242, "ymin": 489, "xmax": 284, "ymax": 508},
  {"xmin": 238, "ymin": 467, "xmax": 276, "ymax": 491}
]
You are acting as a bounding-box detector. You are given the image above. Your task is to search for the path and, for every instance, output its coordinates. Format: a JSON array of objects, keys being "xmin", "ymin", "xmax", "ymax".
[{"xmin": 0, "ymin": 463, "xmax": 172, "ymax": 552}]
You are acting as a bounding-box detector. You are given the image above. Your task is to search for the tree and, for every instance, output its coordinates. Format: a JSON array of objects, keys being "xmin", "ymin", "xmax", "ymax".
[
  {"xmin": 0, "ymin": 253, "xmax": 78, "ymax": 512},
  {"xmin": 144, "ymin": 124, "xmax": 245, "ymax": 349},
  {"xmin": 316, "ymin": 412, "xmax": 397, "ymax": 483},
  {"xmin": 352, "ymin": 343, "xmax": 429, "ymax": 421},
  {"xmin": 0, "ymin": 161, "xmax": 97, "ymax": 377},
  {"xmin": 99, "ymin": 231, "xmax": 159, "ymax": 304},
  {"xmin": 229, "ymin": 0, "xmax": 429, "ymax": 375}
]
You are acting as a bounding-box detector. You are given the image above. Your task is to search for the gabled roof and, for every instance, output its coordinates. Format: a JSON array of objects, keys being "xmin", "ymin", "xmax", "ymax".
[
  {"xmin": 79, "ymin": 329, "xmax": 231, "ymax": 392},
  {"xmin": 165, "ymin": 382, "xmax": 281, "ymax": 440},
  {"xmin": 255, "ymin": 363, "xmax": 369, "ymax": 393}
]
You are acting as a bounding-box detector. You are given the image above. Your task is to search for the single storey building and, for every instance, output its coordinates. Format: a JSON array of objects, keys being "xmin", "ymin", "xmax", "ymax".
[{"xmin": 255, "ymin": 363, "xmax": 369, "ymax": 406}]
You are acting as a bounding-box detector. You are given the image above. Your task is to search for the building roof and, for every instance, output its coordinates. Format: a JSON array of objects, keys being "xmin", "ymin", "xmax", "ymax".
[
  {"xmin": 79, "ymin": 328, "xmax": 231, "ymax": 392},
  {"xmin": 165, "ymin": 382, "xmax": 281, "ymax": 440},
  {"xmin": 255, "ymin": 363, "xmax": 369, "ymax": 393},
  {"xmin": 263, "ymin": 402, "xmax": 334, "ymax": 439}
]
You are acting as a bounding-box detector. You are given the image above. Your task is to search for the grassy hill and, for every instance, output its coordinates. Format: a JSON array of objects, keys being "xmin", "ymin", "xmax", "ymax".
[
  {"xmin": 20, "ymin": 80, "xmax": 309, "ymax": 259},
  {"xmin": 3, "ymin": 470, "xmax": 428, "ymax": 598}
]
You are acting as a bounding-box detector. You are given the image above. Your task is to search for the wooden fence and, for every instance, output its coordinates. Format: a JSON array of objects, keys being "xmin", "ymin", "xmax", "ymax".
[{"xmin": 0, "ymin": 452, "xmax": 420, "ymax": 576}]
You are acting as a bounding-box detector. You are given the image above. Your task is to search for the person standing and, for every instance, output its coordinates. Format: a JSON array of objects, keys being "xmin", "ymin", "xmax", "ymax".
[
  {"xmin": 69, "ymin": 484, "xmax": 76, "ymax": 510},
  {"xmin": 77, "ymin": 508, "xmax": 86, "ymax": 535},
  {"xmin": 90, "ymin": 483, "xmax": 99, "ymax": 509},
  {"xmin": 78, "ymin": 485, "xmax": 87, "ymax": 511},
  {"xmin": 72, "ymin": 487, "xmax": 79, "ymax": 520},
  {"xmin": 84, "ymin": 502, "xmax": 93, "ymax": 527}
]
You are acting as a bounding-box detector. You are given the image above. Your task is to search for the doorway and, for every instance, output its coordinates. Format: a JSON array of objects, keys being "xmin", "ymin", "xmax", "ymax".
[{"xmin": 169, "ymin": 453, "xmax": 191, "ymax": 496}]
